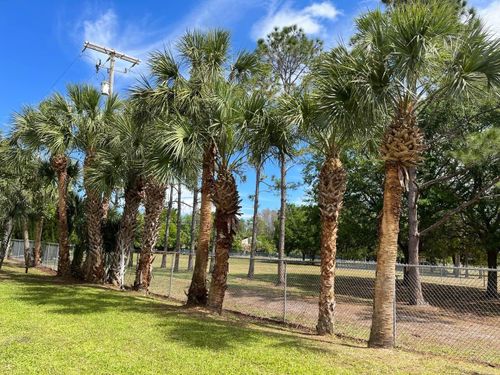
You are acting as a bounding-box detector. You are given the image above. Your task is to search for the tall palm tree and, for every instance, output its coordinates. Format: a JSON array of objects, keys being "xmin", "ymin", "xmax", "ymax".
[
  {"xmin": 11, "ymin": 97, "xmax": 75, "ymax": 276},
  {"xmin": 269, "ymin": 111, "xmax": 298, "ymax": 284},
  {"xmin": 283, "ymin": 47, "xmax": 378, "ymax": 335},
  {"xmin": 69, "ymin": 84, "xmax": 121, "ymax": 283},
  {"xmin": 86, "ymin": 107, "xmax": 147, "ymax": 286},
  {"xmin": 145, "ymin": 30, "xmax": 259, "ymax": 305},
  {"xmin": 134, "ymin": 177, "xmax": 167, "ymax": 290},
  {"xmin": 243, "ymin": 93, "xmax": 272, "ymax": 279},
  {"xmin": 133, "ymin": 117, "xmax": 198, "ymax": 291},
  {"xmin": 351, "ymin": 1, "xmax": 500, "ymax": 347},
  {"xmin": 206, "ymin": 81, "xmax": 245, "ymax": 312}
]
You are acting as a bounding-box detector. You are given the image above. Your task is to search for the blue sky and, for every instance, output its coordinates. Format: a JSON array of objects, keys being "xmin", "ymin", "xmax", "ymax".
[{"xmin": 1, "ymin": 0, "xmax": 499, "ymax": 217}]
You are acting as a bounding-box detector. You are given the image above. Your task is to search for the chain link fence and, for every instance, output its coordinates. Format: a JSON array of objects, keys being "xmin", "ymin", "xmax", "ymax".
[
  {"xmin": 128, "ymin": 252, "xmax": 500, "ymax": 366},
  {"xmin": 6, "ymin": 240, "xmax": 499, "ymax": 365},
  {"xmin": 9, "ymin": 239, "xmax": 62, "ymax": 271}
]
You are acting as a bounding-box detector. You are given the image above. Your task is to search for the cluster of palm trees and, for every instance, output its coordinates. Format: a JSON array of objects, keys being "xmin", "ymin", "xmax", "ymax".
[{"xmin": 1, "ymin": 0, "xmax": 500, "ymax": 349}]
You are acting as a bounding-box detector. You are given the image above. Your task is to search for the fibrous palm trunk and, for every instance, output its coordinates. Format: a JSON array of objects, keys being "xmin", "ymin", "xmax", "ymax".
[
  {"xmin": 161, "ymin": 184, "xmax": 174, "ymax": 268},
  {"xmin": 369, "ymin": 105, "xmax": 424, "ymax": 348},
  {"xmin": 107, "ymin": 178, "xmax": 144, "ymax": 286},
  {"xmin": 33, "ymin": 217, "xmax": 44, "ymax": 267},
  {"xmin": 134, "ymin": 180, "xmax": 166, "ymax": 291},
  {"xmin": 23, "ymin": 218, "xmax": 30, "ymax": 272},
  {"xmin": 207, "ymin": 170, "xmax": 240, "ymax": 313},
  {"xmin": 277, "ymin": 151, "xmax": 286, "ymax": 285},
  {"xmin": 51, "ymin": 154, "xmax": 71, "ymax": 277},
  {"xmin": 316, "ymin": 156, "xmax": 346, "ymax": 335},
  {"xmin": 0, "ymin": 218, "xmax": 13, "ymax": 270},
  {"xmin": 187, "ymin": 143, "xmax": 215, "ymax": 306},
  {"xmin": 83, "ymin": 152, "xmax": 105, "ymax": 283},
  {"xmin": 407, "ymin": 167, "xmax": 426, "ymax": 305},
  {"xmin": 188, "ymin": 181, "xmax": 199, "ymax": 271},
  {"xmin": 102, "ymin": 193, "xmax": 111, "ymax": 221},
  {"xmin": 247, "ymin": 163, "xmax": 261, "ymax": 279},
  {"xmin": 174, "ymin": 182, "xmax": 182, "ymax": 272}
]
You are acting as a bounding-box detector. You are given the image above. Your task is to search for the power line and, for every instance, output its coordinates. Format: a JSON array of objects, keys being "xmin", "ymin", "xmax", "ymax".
[{"xmin": 46, "ymin": 52, "xmax": 83, "ymax": 95}]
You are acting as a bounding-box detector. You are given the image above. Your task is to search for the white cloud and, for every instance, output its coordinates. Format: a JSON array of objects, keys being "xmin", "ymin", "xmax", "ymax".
[
  {"xmin": 82, "ymin": 9, "xmax": 118, "ymax": 48},
  {"xmin": 478, "ymin": 1, "xmax": 500, "ymax": 37},
  {"xmin": 251, "ymin": 1, "xmax": 340, "ymax": 40}
]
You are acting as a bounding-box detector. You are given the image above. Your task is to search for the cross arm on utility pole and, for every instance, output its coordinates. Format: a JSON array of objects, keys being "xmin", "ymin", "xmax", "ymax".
[
  {"xmin": 83, "ymin": 41, "xmax": 140, "ymax": 66},
  {"xmin": 82, "ymin": 41, "xmax": 141, "ymax": 96}
]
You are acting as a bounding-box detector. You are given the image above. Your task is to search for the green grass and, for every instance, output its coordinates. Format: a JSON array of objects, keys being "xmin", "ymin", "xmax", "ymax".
[{"xmin": 1, "ymin": 261, "xmax": 498, "ymax": 375}]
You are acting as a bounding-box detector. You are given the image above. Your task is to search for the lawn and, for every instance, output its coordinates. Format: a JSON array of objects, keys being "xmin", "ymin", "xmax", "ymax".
[
  {"xmin": 123, "ymin": 254, "xmax": 500, "ymax": 366},
  {"xmin": 1, "ymin": 261, "xmax": 498, "ymax": 375}
]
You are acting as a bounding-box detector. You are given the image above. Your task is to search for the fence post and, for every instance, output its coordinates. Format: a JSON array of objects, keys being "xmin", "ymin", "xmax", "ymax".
[
  {"xmin": 283, "ymin": 260, "xmax": 287, "ymax": 323},
  {"xmin": 168, "ymin": 253, "xmax": 174, "ymax": 298},
  {"xmin": 393, "ymin": 274, "xmax": 398, "ymax": 347}
]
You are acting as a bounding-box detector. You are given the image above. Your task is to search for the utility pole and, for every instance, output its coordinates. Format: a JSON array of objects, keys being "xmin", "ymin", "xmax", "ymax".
[{"xmin": 82, "ymin": 41, "xmax": 140, "ymax": 96}]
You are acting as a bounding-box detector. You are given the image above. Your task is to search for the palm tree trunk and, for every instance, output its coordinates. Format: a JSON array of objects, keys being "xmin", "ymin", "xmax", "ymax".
[
  {"xmin": 187, "ymin": 143, "xmax": 215, "ymax": 306},
  {"xmin": 0, "ymin": 218, "xmax": 13, "ymax": 270},
  {"xmin": 107, "ymin": 178, "xmax": 144, "ymax": 286},
  {"xmin": 174, "ymin": 182, "xmax": 182, "ymax": 272},
  {"xmin": 316, "ymin": 157, "xmax": 346, "ymax": 335},
  {"xmin": 369, "ymin": 161, "xmax": 403, "ymax": 348},
  {"xmin": 102, "ymin": 193, "xmax": 111, "ymax": 221},
  {"xmin": 188, "ymin": 181, "xmax": 199, "ymax": 271},
  {"xmin": 277, "ymin": 151, "xmax": 286, "ymax": 285},
  {"xmin": 33, "ymin": 216, "xmax": 44, "ymax": 267},
  {"xmin": 208, "ymin": 170, "xmax": 240, "ymax": 313},
  {"xmin": 486, "ymin": 248, "xmax": 499, "ymax": 298},
  {"xmin": 161, "ymin": 184, "xmax": 174, "ymax": 268},
  {"xmin": 83, "ymin": 153, "xmax": 105, "ymax": 283},
  {"xmin": 209, "ymin": 227, "xmax": 216, "ymax": 273},
  {"xmin": 23, "ymin": 218, "xmax": 30, "ymax": 272},
  {"xmin": 247, "ymin": 162, "xmax": 262, "ymax": 279},
  {"xmin": 407, "ymin": 167, "xmax": 426, "ymax": 305},
  {"xmin": 52, "ymin": 154, "xmax": 71, "ymax": 277},
  {"xmin": 134, "ymin": 181, "xmax": 166, "ymax": 291}
]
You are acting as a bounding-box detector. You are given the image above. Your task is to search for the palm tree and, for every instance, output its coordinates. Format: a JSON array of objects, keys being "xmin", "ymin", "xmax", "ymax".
[
  {"xmin": 206, "ymin": 81, "xmax": 245, "ymax": 312},
  {"xmin": 283, "ymin": 46, "xmax": 378, "ymax": 335},
  {"xmin": 243, "ymin": 93, "xmax": 272, "ymax": 279},
  {"xmin": 86, "ymin": 107, "xmax": 147, "ymax": 286},
  {"xmin": 134, "ymin": 178, "xmax": 167, "ymax": 290},
  {"xmin": 2, "ymin": 139, "xmax": 58, "ymax": 272},
  {"xmin": 133, "ymin": 114, "xmax": 198, "ymax": 291},
  {"xmin": 256, "ymin": 25, "xmax": 322, "ymax": 285},
  {"xmin": 351, "ymin": 1, "xmax": 500, "ymax": 347},
  {"xmin": 30, "ymin": 161, "xmax": 57, "ymax": 267},
  {"xmin": 11, "ymin": 97, "xmax": 75, "ymax": 276},
  {"xmin": 69, "ymin": 84, "xmax": 121, "ymax": 283},
  {"xmin": 268, "ymin": 112, "xmax": 298, "ymax": 285},
  {"xmin": 144, "ymin": 30, "xmax": 259, "ymax": 305}
]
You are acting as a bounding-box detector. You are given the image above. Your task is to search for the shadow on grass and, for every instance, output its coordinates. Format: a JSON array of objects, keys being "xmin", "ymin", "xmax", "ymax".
[{"xmin": 0, "ymin": 263, "xmax": 332, "ymax": 355}]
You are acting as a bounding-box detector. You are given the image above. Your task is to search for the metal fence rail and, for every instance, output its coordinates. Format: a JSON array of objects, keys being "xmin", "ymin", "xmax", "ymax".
[{"xmin": 6, "ymin": 241, "xmax": 499, "ymax": 365}]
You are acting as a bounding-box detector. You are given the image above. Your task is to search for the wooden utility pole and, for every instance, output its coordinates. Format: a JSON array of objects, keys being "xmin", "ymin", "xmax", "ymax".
[{"xmin": 82, "ymin": 41, "xmax": 140, "ymax": 96}]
